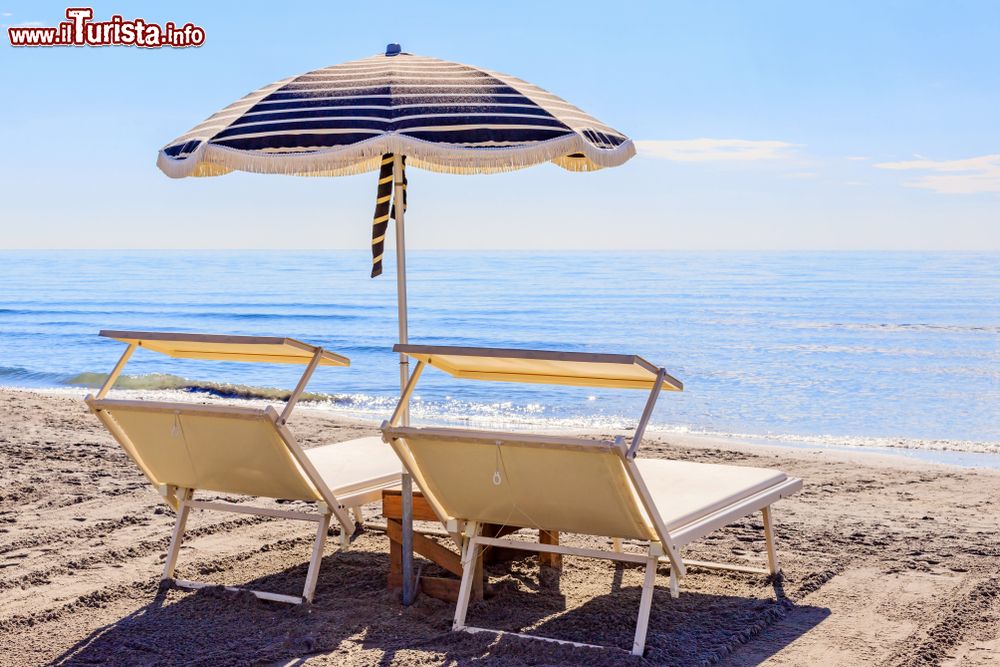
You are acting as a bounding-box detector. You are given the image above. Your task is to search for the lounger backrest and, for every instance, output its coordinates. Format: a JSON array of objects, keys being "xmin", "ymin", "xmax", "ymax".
[
  {"xmin": 384, "ymin": 426, "xmax": 661, "ymax": 541},
  {"xmin": 89, "ymin": 398, "xmax": 325, "ymax": 502}
]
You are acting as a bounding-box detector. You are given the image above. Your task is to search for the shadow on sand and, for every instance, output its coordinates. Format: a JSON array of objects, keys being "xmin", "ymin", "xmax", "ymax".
[{"xmin": 51, "ymin": 550, "xmax": 829, "ymax": 666}]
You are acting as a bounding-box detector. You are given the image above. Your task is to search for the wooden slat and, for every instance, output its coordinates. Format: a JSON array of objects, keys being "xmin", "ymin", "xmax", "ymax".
[
  {"xmin": 382, "ymin": 489, "xmax": 440, "ymax": 522},
  {"xmin": 472, "ymin": 543, "xmax": 484, "ymax": 600},
  {"xmin": 389, "ymin": 534, "xmax": 401, "ymax": 577},
  {"xmin": 386, "ymin": 519, "xmax": 463, "ymax": 577},
  {"xmin": 539, "ymin": 530, "xmax": 562, "ymax": 568},
  {"xmin": 483, "ymin": 524, "xmax": 524, "ymax": 539},
  {"xmin": 363, "ymin": 520, "xmax": 451, "ymax": 539},
  {"xmin": 388, "ymin": 573, "xmax": 465, "ymax": 603},
  {"xmin": 480, "ymin": 524, "xmax": 529, "ymax": 564}
]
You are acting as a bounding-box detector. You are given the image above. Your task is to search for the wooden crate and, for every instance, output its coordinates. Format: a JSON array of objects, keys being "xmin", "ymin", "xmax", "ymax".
[
  {"xmin": 382, "ymin": 489, "xmax": 482, "ymax": 602},
  {"xmin": 381, "ymin": 489, "xmax": 561, "ymax": 603}
]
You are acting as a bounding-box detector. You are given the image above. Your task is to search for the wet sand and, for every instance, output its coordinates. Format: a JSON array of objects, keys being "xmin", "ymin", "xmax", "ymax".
[{"xmin": 1, "ymin": 389, "xmax": 999, "ymax": 666}]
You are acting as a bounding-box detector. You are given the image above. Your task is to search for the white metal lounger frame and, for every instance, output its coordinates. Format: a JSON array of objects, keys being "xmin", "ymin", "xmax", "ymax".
[
  {"xmin": 84, "ymin": 331, "xmax": 384, "ymax": 605},
  {"xmin": 380, "ymin": 345, "xmax": 802, "ymax": 656}
]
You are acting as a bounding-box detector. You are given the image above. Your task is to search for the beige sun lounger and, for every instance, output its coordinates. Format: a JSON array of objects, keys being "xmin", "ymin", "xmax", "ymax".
[
  {"xmin": 380, "ymin": 345, "xmax": 802, "ymax": 656},
  {"xmin": 85, "ymin": 330, "xmax": 403, "ymax": 604}
]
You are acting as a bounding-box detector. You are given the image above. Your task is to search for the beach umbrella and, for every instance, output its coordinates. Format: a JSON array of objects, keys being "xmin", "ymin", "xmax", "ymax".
[{"xmin": 156, "ymin": 44, "xmax": 636, "ymax": 604}]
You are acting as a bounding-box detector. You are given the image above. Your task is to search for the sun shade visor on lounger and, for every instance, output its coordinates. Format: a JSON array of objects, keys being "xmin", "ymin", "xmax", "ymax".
[
  {"xmin": 393, "ymin": 344, "xmax": 682, "ymax": 391},
  {"xmin": 100, "ymin": 330, "xmax": 349, "ymax": 366}
]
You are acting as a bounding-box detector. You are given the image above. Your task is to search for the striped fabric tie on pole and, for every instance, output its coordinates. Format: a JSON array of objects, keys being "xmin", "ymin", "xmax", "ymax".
[
  {"xmin": 371, "ymin": 154, "xmax": 406, "ymax": 278},
  {"xmin": 369, "ymin": 155, "xmax": 392, "ymax": 278}
]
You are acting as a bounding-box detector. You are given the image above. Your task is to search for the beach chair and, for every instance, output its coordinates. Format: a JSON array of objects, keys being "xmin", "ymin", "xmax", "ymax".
[
  {"xmin": 380, "ymin": 345, "xmax": 802, "ymax": 655},
  {"xmin": 85, "ymin": 330, "xmax": 403, "ymax": 604}
]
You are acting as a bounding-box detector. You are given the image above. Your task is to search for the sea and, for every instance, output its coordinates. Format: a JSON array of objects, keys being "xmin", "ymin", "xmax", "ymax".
[{"xmin": 1, "ymin": 251, "xmax": 998, "ymax": 466}]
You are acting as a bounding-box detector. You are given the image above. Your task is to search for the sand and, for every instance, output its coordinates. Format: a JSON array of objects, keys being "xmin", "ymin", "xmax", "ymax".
[{"xmin": 1, "ymin": 389, "xmax": 999, "ymax": 666}]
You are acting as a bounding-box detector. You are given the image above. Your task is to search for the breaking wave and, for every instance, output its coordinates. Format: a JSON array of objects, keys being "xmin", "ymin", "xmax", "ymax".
[
  {"xmin": 0, "ymin": 366, "xmax": 67, "ymax": 385},
  {"xmin": 61, "ymin": 372, "xmax": 346, "ymax": 404}
]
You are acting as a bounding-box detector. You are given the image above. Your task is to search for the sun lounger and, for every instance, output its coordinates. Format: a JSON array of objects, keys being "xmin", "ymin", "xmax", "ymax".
[
  {"xmin": 85, "ymin": 330, "xmax": 403, "ymax": 604},
  {"xmin": 380, "ymin": 345, "xmax": 802, "ymax": 655}
]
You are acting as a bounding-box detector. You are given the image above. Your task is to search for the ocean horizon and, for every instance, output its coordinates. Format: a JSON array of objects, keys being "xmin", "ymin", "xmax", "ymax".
[{"xmin": 2, "ymin": 250, "xmax": 998, "ymax": 464}]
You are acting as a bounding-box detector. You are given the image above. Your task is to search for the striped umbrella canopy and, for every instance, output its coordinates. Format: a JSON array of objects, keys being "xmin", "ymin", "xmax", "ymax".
[
  {"xmin": 156, "ymin": 44, "xmax": 635, "ymax": 605},
  {"xmin": 157, "ymin": 47, "xmax": 634, "ymax": 179}
]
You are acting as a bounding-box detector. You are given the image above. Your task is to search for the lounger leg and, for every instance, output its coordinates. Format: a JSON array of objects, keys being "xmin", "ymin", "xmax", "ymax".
[
  {"xmin": 162, "ymin": 488, "xmax": 193, "ymax": 581},
  {"xmin": 453, "ymin": 537, "xmax": 481, "ymax": 631},
  {"xmin": 612, "ymin": 537, "xmax": 622, "ymax": 553},
  {"xmin": 459, "ymin": 521, "xmax": 478, "ymax": 562},
  {"xmin": 632, "ymin": 556, "xmax": 658, "ymax": 657},
  {"xmin": 762, "ymin": 506, "xmax": 779, "ymax": 574},
  {"xmin": 339, "ymin": 521, "xmax": 351, "ymax": 550},
  {"xmin": 669, "ymin": 567, "xmax": 679, "ymax": 598},
  {"xmin": 302, "ymin": 512, "xmax": 332, "ymax": 603}
]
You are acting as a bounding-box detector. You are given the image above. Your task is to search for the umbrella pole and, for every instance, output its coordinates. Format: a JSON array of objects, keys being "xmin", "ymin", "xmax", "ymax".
[{"xmin": 393, "ymin": 154, "xmax": 416, "ymax": 606}]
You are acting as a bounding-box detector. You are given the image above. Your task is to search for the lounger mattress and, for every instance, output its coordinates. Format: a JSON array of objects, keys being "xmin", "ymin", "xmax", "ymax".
[
  {"xmin": 304, "ymin": 436, "xmax": 402, "ymax": 495},
  {"xmin": 634, "ymin": 459, "xmax": 787, "ymax": 531}
]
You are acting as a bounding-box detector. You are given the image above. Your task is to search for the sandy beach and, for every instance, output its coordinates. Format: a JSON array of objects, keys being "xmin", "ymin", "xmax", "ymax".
[
  {"xmin": 4, "ymin": 1, "xmax": 998, "ymax": 664},
  {"xmin": 1, "ymin": 388, "xmax": 998, "ymax": 666}
]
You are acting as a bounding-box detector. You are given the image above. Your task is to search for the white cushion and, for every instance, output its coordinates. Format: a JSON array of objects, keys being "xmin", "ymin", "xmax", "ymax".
[
  {"xmin": 304, "ymin": 436, "xmax": 402, "ymax": 496},
  {"xmin": 635, "ymin": 458, "xmax": 786, "ymax": 531}
]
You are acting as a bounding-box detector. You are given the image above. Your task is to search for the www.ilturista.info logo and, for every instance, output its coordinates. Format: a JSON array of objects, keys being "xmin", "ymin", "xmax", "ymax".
[{"xmin": 8, "ymin": 8, "xmax": 205, "ymax": 48}]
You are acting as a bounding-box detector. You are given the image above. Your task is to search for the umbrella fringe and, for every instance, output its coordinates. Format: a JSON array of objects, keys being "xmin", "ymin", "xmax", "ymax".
[{"xmin": 156, "ymin": 134, "xmax": 635, "ymax": 179}]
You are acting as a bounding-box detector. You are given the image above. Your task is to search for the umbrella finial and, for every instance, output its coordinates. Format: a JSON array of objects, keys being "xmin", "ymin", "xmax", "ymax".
[{"xmin": 385, "ymin": 43, "xmax": 401, "ymax": 57}]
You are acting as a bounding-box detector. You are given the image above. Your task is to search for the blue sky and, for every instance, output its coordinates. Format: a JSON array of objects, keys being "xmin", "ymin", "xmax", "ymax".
[{"xmin": 2, "ymin": 1, "xmax": 998, "ymax": 250}]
